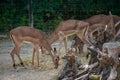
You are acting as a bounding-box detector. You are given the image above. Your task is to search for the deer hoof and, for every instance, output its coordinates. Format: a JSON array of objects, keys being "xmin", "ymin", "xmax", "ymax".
[
  {"xmin": 13, "ymin": 64, "xmax": 16, "ymax": 69},
  {"xmin": 20, "ymin": 62, "xmax": 24, "ymax": 67}
]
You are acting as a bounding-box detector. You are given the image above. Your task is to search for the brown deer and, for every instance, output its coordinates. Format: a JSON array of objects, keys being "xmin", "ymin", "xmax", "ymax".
[
  {"xmin": 71, "ymin": 13, "xmax": 120, "ymax": 54},
  {"xmin": 10, "ymin": 26, "xmax": 59, "ymax": 69},
  {"xmin": 48, "ymin": 20, "xmax": 89, "ymax": 53}
]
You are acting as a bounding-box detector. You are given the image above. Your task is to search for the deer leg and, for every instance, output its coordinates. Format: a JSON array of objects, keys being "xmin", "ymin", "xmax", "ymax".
[
  {"xmin": 40, "ymin": 46, "xmax": 44, "ymax": 54},
  {"xmin": 34, "ymin": 45, "xmax": 39, "ymax": 67},
  {"xmin": 78, "ymin": 46, "xmax": 81, "ymax": 54},
  {"xmin": 58, "ymin": 37, "xmax": 64, "ymax": 54},
  {"xmin": 10, "ymin": 47, "xmax": 16, "ymax": 69},
  {"xmin": 58, "ymin": 31, "xmax": 65, "ymax": 54},
  {"xmin": 58, "ymin": 41, "xmax": 62, "ymax": 54},
  {"xmin": 32, "ymin": 48, "xmax": 35, "ymax": 65},
  {"xmin": 15, "ymin": 46, "xmax": 24, "ymax": 67},
  {"xmin": 63, "ymin": 37, "xmax": 67, "ymax": 53}
]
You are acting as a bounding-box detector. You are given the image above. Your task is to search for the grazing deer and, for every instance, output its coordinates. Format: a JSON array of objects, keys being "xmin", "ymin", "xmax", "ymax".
[
  {"xmin": 48, "ymin": 20, "xmax": 89, "ymax": 53},
  {"xmin": 10, "ymin": 26, "xmax": 59, "ymax": 69}
]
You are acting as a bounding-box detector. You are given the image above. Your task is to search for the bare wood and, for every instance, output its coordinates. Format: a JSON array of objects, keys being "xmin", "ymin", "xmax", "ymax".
[
  {"xmin": 10, "ymin": 26, "xmax": 59, "ymax": 69},
  {"xmin": 75, "ymin": 73, "xmax": 89, "ymax": 80},
  {"xmin": 95, "ymin": 42, "xmax": 120, "ymax": 80},
  {"xmin": 107, "ymin": 66, "xmax": 117, "ymax": 80},
  {"xmin": 71, "ymin": 36, "xmax": 84, "ymax": 54},
  {"xmin": 114, "ymin": 29, "xmax": 120, "ymax": 40}
]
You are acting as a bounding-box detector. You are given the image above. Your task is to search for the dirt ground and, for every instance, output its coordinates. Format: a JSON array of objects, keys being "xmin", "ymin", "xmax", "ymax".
[{"xmin": 0, "ymin": 35, "xmax": 89, "ymax": 80}]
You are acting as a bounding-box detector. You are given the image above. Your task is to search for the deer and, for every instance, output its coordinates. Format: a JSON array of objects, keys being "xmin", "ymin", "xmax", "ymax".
[
  {"xmin": 10, "ymin": 26, "xmax": 59, "ymax": 69},
  {"xmin": 47, "ymin": 20, "xmax": 89, "ymax": 53}
]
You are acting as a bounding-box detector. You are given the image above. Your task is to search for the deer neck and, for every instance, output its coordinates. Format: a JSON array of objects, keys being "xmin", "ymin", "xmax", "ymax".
[
  {"xmin": 48, "ymin": 31, "xmax": 58, "ymax": 44},
  {"xmin": 41, "ymin": 39, "xmax": 52, "ymax": 53}
]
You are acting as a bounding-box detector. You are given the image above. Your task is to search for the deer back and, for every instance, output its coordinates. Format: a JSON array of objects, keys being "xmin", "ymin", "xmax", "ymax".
[{"xmin": 10, "ymin": 26, "xmax": 52, "ymax": 52}]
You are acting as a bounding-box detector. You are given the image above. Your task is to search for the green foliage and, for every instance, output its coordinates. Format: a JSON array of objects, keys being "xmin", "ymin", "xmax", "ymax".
[
  {"xmin": 19, "ymin": 16, "xmax": 28, "ymax": 26},
  {"xmin": 0, "ymin": 0, "xmax": 120, "ymax": 32},
  {"xmin": 34, "ymin": 16, "xmax": 44, "ymax": 30}
]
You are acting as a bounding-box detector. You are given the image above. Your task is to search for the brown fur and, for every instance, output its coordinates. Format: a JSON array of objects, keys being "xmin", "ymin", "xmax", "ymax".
[
  {"xmin": 10, "ymin": 26, "xmax": 59, "ymax": 69},
  {"xmin": 48, "ymin": 20, "xmax": 89, "ymax": 53}
]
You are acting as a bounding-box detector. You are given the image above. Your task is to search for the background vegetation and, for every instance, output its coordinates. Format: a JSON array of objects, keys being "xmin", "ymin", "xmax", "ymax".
[{"xmin": 0, "ymin": 0, "xmax": 120, "ymax": 32}]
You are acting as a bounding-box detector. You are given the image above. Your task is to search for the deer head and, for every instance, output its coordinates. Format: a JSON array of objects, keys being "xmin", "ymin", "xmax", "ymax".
[{"xmin": 52, "ymin": 48, "xmax": 60, "ymax": 69}]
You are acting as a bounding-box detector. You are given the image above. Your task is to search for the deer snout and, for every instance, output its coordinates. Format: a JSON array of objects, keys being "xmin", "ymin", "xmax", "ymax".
[{"xmin": 54, "ymin": 56, "xmax": 60, "ymax": 69}]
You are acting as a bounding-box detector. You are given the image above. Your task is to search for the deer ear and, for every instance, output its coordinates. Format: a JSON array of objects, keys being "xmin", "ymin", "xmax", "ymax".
[
  {"xmin": 54, "ymin": 47, "xmax": 56, "ymax": 51},
  {"xmin": 53, "ymin": 47, "xmax": 57, "ymax": 53}
]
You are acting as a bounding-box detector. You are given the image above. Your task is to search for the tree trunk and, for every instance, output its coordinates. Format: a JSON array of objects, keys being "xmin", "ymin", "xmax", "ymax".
[{"xmin": 28, "ymin": 0, "xmax": 34, "ymax": 27}]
